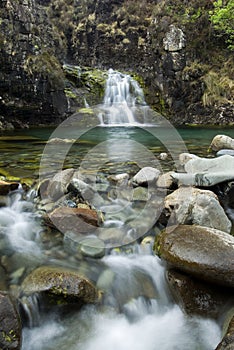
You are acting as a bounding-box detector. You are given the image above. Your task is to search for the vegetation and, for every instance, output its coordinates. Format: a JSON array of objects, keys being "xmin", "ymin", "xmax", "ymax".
[{"xmin": 209, "ymin": 0, "xmax": 234, "ymax": 50}]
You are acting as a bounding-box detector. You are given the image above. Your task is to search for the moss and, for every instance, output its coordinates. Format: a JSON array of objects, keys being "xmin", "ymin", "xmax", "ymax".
[{"xmin": 1, "ymin": 330, "xmax": 17, "ymax": 343}]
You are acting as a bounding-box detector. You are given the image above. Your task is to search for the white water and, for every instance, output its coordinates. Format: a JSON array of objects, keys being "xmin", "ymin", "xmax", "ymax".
[
  {"xmin": 98, "ymin": 69, "xmax": 147, "ymax": 125},
  {"xmin": 22, "ymin": 253, "xmax": 221, "ymax": 350}
]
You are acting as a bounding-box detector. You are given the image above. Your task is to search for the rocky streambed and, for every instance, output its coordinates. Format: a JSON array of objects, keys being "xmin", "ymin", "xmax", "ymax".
[{"xmin": 0, "ymin": 133, "xmax": 234, "ymax": 349}]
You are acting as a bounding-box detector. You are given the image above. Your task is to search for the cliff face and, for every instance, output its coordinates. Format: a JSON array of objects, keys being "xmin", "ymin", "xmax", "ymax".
[{"xmin": 0, "ymin": 0, "xmax": 233, "ymax": 129}]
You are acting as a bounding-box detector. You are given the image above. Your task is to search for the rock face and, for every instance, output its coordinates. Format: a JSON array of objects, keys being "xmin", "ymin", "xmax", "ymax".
[
  {"xmin": 164, "ymin": 187, "xmax": 231, "ymax": 233},
  {"xmin": 0, "ymin": 0, "xmax": 233, "ymax": 127},
  {"xmin": 154, "ymin": 225, "xmax": 234, "ymax": 288},
  {"xmin": 0, "ymin": 292, "xmax": 22, "ymax": 350},
  {"xmin": 216, "ymin": 315, "xmax": 234, "ymax": 350},
  {"xmin": 21, "ymin": 266, "xmax": 100, "ymax": 304}
]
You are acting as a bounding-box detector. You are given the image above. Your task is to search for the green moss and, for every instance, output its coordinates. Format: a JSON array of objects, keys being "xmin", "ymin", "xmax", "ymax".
[{"xmin": 2, "ymin": 330, "xmax": 17, "ymax": 343}]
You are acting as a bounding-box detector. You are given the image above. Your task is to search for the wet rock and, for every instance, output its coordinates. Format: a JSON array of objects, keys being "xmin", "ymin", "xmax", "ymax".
[
  {"xmin": 210, "ymin": 135, "xmax": 234, "ymax": 152},
  {"xmin": 158, "ymin": 153, "xmax": 168, "ymax": 161},
  {"xmin": 98, "ymin": 227, "xmax": 125, "ymax": 245},
  {"xmin": 0, "ymin": 181, "xmax": 19, "ymax": 195},
  {"xmin": 107, "ymin": 173, "xmax": 129, "ymax": 185},
  {"xmin": 166, "ymin": 269, "xmax": 233, "ymax": 319},
  {"xmin": 154, "ymin": 225, "xmax": 234, "ymax": 288},
  {"xmin": 47, "ymin": 138, "xmax": 76, "ymax": 144},
  {"xmin": 164, "ymin": 187, "xmax": 231, "ymax": 233},
  {"xmin": 0, "ymin": 292, "xmax": 22, "ymax": 350},
  {"xmin": 0, "ymin": 265, "xmax": 7, "ymax": 291},
  {"xmin": 46, "ymin": 169, "xmax": 75, "ymax": 201},
  {"xmin": 132, "ymin": 186, "xmax": 150, "ymax": 201},
  {"xmin": 132, "ymin": 167, "xmax": 160, "ymax": 186},
  {"xmin": 216, "ymin": 314, "xmax": 234, "ymax": 350},
  {"xmin": 79, "ymin": 237, "xmax": 105, "ymax": 259},
  {"xmin": 21, "ymin": 266, "xmax": 100, "ymax": 305},
  {"xmin": 45, "ymin": 207, "xmax": 99, "ymax": 234}
]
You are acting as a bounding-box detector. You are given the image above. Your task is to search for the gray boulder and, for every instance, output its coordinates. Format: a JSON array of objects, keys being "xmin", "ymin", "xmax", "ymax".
[
  {"xmin": 154, "ymin": 225, "xmax": 234, "ymax": 288},
  {"xmin": 164, "ymin": 187, "xmax": 231, "ymax": 233},
  {"xmin": 133, "ymin": 167, "xmax": 160, "ymax": 186}
]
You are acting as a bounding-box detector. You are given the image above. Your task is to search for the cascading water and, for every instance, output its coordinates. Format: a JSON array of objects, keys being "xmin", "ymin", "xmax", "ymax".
[{"xmin": 98, "ymin": 69, "xmax": 147, "ymax": 125}]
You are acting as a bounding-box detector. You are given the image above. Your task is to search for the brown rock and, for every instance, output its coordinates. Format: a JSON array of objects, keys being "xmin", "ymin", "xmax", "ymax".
[
  {"xmin": 45, "ymin": 207, "xmax": 99, "ymax": 234},
  {"xmin": 154, "ymin": 225, "xmax": 234, "ymax": 288},
  {"xmin": 0, "ymin": 181, "xmax": 19, "ymax": 195}
]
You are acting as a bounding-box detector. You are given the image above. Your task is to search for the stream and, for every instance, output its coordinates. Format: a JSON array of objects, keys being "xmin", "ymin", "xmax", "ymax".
[{"xmin": 1, "ymin": 71, "xmax": 234, "ymax": 349}]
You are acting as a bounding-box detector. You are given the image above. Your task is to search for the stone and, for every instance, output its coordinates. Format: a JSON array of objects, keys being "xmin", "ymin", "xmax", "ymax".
[
  {"xmin": 164, "ymin": 187, "xmax": 231, "ymax": 233},
  {"xmin": 163, "ymin": 25, "xmax": 186, "ymax": 52},
  {"xmin": 158, "ymin": 153, "xmax": 168, "ymax": 161},
  {"xmin": 45, "ymin": 207, "xmax": 99, "ymax": 234},
  {"xmin": 217, "ymin": 149, "xmax": 234, "ymax": 157},
  {"xmin": 107, "ymin": 173, "xmax": 129, "ymax": 185},
  {"xmin": 47, "ymin": 138, "xmax": 76, "ymax": 144},
  {"xmin": 21, "ymin": 266, "xmax": 100, "ymax": 304},
  {"xmin": 156, "ymin": 171, "xmax": 175, "ymax": 189},
  {"xmin": 154, "ymin": 225, "xmax": 234, "ymax": 288},
  {"xmin": 166, "ymin": 269, "xmax": 233, "ymax": 319},
  {"xmin": 132, "ymin": 186, "xmax": 150, "ymax": 201},
  {"xmin": 98, "ymin": 227, "xmax": 125, "ymax": 245},
  {"xmin": 0, "ymin": 292, "xmax": 22, "ymax": 350},
  {"xmin": 46, "ymin": 168, "xmax": 75, "ymax": 201},
  {"xmin": 179, "ymin": 152, "xmax": 199, "ymax": 166},
  {"xmin": 216, "ymin": 314, "xmax": 234, "ymax": 350},
  {"xmin": 210, "ymin": 135, "xmax": 234, "ymax": 152},
  {"xmin": 0, "ymin": 181, "xmax": 19, "ymax": 195},
  {"xmin": 132, "ymin": 167, "xmax": 160, "ymax": 186},
  {"xmin": 79, "ymin": 237, "xmax": 105, "ymax": 258}
]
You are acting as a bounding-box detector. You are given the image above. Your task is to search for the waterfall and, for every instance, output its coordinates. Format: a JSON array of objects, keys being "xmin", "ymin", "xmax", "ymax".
[{"xmin": 98, "ymin": 69, "xmax": 147, "ymax": 125}]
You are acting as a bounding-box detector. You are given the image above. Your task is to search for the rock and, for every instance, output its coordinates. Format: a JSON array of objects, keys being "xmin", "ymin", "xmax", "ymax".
[
  {"xmin": 79, "ymin": 237, "xmax": 105, "ymax": 258},
  {"xmin": 45, "ymin": 207, "xmax": 99, "ymax": 234},
  {"xmin": 164, "ymin": 187, "xmax": 231, "ymax": 233},
  {"xmin": 210, "ymin": 135, "xmax": 234, "ymax": 152},
  {"xmin": 154, "ymin": 225, "xmax": 234, "ymax": 288},
  {"xmin": 158, "ymin": 153, "xmax": 168, "ymax": 161},
  {"xmin": 216, "ymin": 315, "xmax": 234, "ymax": 350},
  {"xmin": 132, "ymin": 186, "xmax": 150, "ymax": 201},
  {"xmin": 132, "ymin": 167, "xmax": 160, "ymax": 186},
  {"xmin": 179, "ymin": 153, "xmax": 199, "ymax": 166},
  {"xmin": 156, "ymin": 171, "xmax": 175, "ymax": 189},
  {"xmin": 98, "ymin": 227, "xmax": 125, "ymax": 245},
  {"xmin": 163, "ymin": 25, "xmax": 186, "ymax": 52},
  {"xmin": 0, "ymin": 292, "xmax": 22, "ymax": 350},
  {"xmin": 21, "ymin": 266, "xmax": 100, "ymax": 304},
  {"xmin": 46, "ymin": 169, "xmax": 75, "ymax": 201},
  {"xmin": 107, "ymin": 173, "xmax": 129, "ymax": 185},
  {"xmin": 47, "ymin": 138, "xmax": 76, "ymax": 144},
  {"xmin": 217, "ymin": 149, "xmax": 234, "ymax": 157},
  {"xmin": 0, "ymin": 265, "xmax": 7, "ymax": 291},
  {"xmin": 0, "ymin": 181, "xmax": 19, "ymax": 195},
  {"xmin": 166, "ymin": 269, "xmax": 233, "ymax": 319}
]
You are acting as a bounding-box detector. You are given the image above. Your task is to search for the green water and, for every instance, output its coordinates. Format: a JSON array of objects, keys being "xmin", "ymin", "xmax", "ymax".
[{"xmin": 1, "ymin": 126, "xmax": 234, "ymax": 181}]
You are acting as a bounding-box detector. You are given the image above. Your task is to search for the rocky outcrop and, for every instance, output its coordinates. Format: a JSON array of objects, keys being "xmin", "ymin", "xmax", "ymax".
[
  {"xmin": 154, "ymin": 225, "xmax": 234, "ymax": 288},
  {"xmin": 0, "ymin": 0, "xmax": 233, "ymax": 127}
]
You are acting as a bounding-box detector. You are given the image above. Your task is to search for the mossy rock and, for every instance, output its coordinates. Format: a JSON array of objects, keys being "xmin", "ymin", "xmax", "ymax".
[{"xmin": 21, "ymin": 266, "xmax": 100, "ymax": 305}]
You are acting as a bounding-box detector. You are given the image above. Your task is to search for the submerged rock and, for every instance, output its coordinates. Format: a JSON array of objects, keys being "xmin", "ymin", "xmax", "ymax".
[
  {"xmin": 132, "ymin": 167, "xmax": 160, "ymax": 186},
  {"xmin": 0, "ymin": 292, "xmax": 22, "ymax": 350},
  {"xmin": 154, "ymin": 225, "xmax": 234, "ymax": 288},
  {"xmin": 21, "ymin": 266, "xmax": 100, "ymax": 305},
  {"xmin": 79, "ymin": 237, "xmax": 105, "ymax": 259},
  {"xmin": 164, "ymin": 187, "xmax": 231, "ymax": 233},
  {"xmin": 166, "ymin": 269, "xmax": 233, "ymax": 319},
  {"xmin": 210, "ymin": 135, "xmax": 234, "ymax": 152}
]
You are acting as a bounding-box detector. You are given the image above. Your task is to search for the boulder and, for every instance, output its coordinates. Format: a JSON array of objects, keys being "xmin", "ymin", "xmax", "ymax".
[
  {"xmin": 21, "ymin": 266, "xmax": 100, "ymax": 305},
  {"xmin": 164, "ymin": 187, "xmax": 231, "ymax": 233},
  {"xmin": 166, "ymin": 269, "xmax": 233, "ymax": 319},
  {"xmin": 163, "ymin": 25, "xmax": 185, "ymax": 52},
  {"xmin": 0, "ymin": 181, "xmax": 19, "ymax": 195},
  {"xmin": 46, "ymin": 168, "xmax": 75, "ymax": 201},
  {"xmin": 0, "ymin": 292, "xmax": 22, "ymax": 349},
  {"xmin": 45, "ymin": 207, "xmax": 99, "ymax": 234},
  {"xmin": 209, "ymin": 135, "xmax": 234, "ymax": 152},
  {"xmin": 156, "ymin": 171, "xmax": 175, "ymax": 189},
  {"xmin": 216, "ymin": 315, "xmax": 234, "ymax": 350},
  {"xmin": 154, "ymin": 225, "xmax": 234, "ymax": 287},
  {"xmin": 217, "ymin": 149, "xmax": 234, "ymax": 157},
  {"xmin": 179, "ymin": 152, "xmax": 199, "ymax": 166},
  {"xmin": 132, "ymin": 167, "xmax": 160, "ymax": 186}
]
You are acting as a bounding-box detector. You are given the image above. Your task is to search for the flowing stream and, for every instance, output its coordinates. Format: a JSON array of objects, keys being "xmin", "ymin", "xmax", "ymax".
[{"xmin": 1, "ymin": 70, "xmax": 233, "ymax": 349}]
